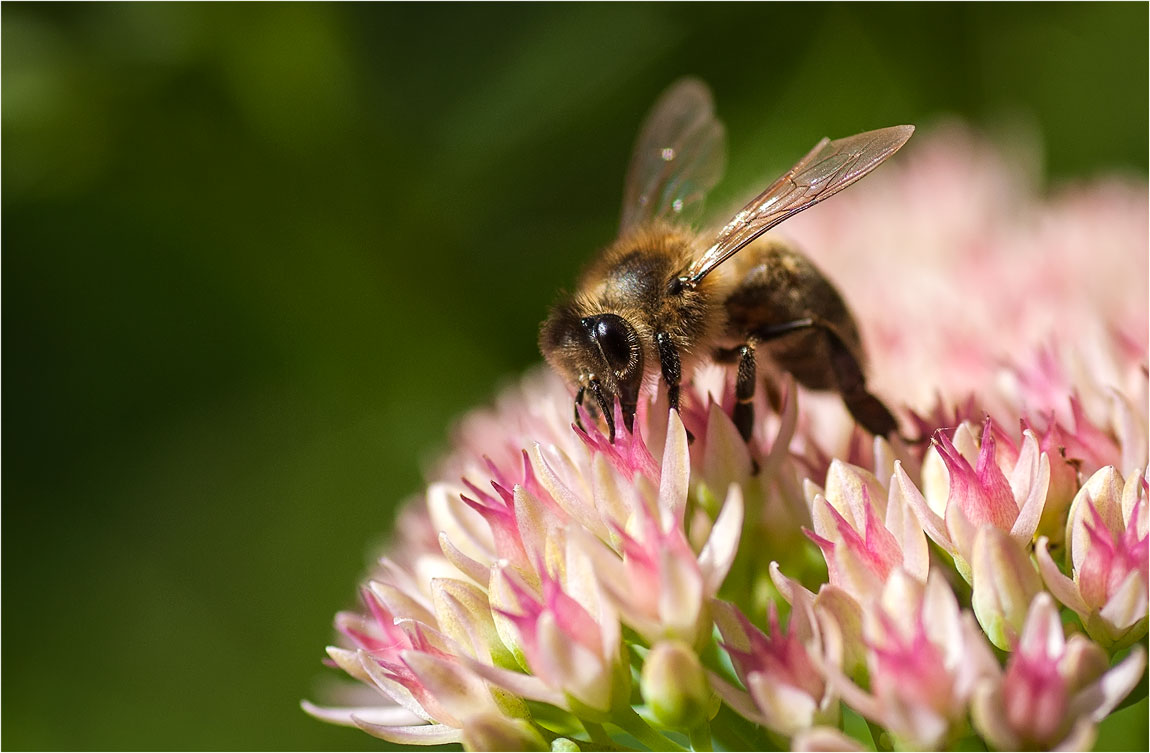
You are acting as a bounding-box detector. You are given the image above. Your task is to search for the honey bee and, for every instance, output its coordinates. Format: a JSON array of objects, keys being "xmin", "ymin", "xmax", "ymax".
[{"xmin": 540, "ymin": 79, "xmax": 913, "ymax": 443}]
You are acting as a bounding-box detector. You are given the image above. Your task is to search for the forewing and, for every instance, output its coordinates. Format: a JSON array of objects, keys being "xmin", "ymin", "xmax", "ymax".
[
  {"xmin": 686, "ymin": 125, "xmax": 914, "ymax": 283},
  {"xmin": 620, "ymin": 78, "xmax": 727, "ymax": 232}
]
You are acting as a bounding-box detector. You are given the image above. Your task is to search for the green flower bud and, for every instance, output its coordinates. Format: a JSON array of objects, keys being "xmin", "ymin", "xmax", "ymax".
[{"xmin": 640, "ymin": 640, "xmax": 711, "ymax": 730}]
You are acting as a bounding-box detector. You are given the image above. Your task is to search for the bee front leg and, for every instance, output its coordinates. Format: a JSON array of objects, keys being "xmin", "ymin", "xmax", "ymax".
[
  {"xmin": 655, "ymin": 331, "xmax": 682, "ymax": 412},
  {"xmin": 588, "ymin": 379, "xmax": 616, "ymax": 442},
  {"xmin": 573, "ymin": 385, "xmax": 587, "ymax": 432}
]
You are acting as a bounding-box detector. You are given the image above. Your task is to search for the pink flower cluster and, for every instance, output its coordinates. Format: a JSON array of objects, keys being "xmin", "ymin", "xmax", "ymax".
[{"xmin": 306, "ymin": 128, "xmax": 1148, "ymax": 751}]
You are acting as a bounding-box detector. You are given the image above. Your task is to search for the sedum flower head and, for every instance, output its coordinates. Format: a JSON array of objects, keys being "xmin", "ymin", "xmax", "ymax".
[{"xmin": 305, "ymin": 128, "xmax": 1148, "ymax": 750}]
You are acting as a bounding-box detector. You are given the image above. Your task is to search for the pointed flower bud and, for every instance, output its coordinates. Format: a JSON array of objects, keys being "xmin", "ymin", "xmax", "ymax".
[
  {"xmin": 826, "ymin": 570, "xmax": 999, "ymax": 750},
  {"xmin": 908, "ymin": 419, "xmax": 1049, "ymax": 580},
  {"xmin": 971, "ymin": 593, "xmax": 1147, "ymax": 750},
  {"xmin": 712, "ymin": 599, "xmax": 840, "ymax": 738},
  {"xmin": 1036, "ymin": 467, "xmax": 1149, "ymax": 647}
]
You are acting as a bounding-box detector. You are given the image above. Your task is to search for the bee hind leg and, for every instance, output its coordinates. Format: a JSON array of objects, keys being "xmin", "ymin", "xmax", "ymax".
[
  {"xmin": 823, "ymin": 328, "xmax": 899, "ymax": 438},
  {"xmin": 754, "ymin": 317, "xmax": 899, "ymax": 438}
]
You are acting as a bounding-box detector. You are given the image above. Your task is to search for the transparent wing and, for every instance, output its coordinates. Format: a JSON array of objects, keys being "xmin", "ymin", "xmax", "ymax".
[
  {"xmin": 685, "ymin": 125, "xmax": 914, "ymax": 283},
  {"xmin": 620, "ymin": 78, "xmax": 727, "ymax": 232}
]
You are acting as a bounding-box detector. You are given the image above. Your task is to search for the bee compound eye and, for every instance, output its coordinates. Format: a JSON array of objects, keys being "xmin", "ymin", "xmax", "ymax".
[{"xmin": 585, "ymin": 314, "xmax": 635, "ymax": 374}]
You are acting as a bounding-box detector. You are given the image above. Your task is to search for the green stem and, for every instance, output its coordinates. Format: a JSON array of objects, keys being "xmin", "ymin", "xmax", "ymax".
[
  {"xmin": 867, "ymin": 719, "xmax": 892, "ymax": 752},
  {"xmin": 582, "ymin": 721, "xmax": 631, "ymax": 752},
  {"xmin": 708, "ymin": 703, "xmax": 775, "ymax": 751},
  {"xmin": 613, "ymin": 707, "xmax": 689, "ymax": 752},
  {"xmin": 688, "ymin": 723, "xmax": 713, "ymax": 751}
]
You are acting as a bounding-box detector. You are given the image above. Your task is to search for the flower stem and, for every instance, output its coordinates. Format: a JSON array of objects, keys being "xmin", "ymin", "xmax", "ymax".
[
  {"xmin": 583, "ymin": 721, "xmax": 624, "ymax": 751},
  {"xmin": 688, "ymin": 723, "xmax": 713, "ymax": 751},
  {"xmin": 867, "ymin": 719, "xmax": 892, "ymax": 752},
  {"xmin": 612, "ymin": 707, "xmax": 689, "ymax": 752}
]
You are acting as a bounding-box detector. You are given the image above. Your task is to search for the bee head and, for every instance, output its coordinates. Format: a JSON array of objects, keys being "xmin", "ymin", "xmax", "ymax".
[{"xmin": 540, "ymin": 307, "xmax": 644, "ymax": 429}]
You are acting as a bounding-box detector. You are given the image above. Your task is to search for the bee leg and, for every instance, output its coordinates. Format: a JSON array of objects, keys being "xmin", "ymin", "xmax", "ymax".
[
  {"xmin": 822, "ymin": 327, "xmax": 899, "ymax": 438},
  {"xmin": 656, "ymin": 331, "xmax": 682, "ymax": 412},
  {"xmin": 588, "ymin": 378, "xmax": 616, "ymax": 442},
  {"xmin": 573, "ymin": 385, "xmax": 587, "ymax": 432},
  {"xmin": 657, "ymin": 331, "xmax": 694, "ymax": 442},
  {"xmin": 733, "ymin": 342, "xmax": 757, "ymax": 442},
  {"xmin": 757, "ymin": 317, "xmax": 898, "ymax": 437}
]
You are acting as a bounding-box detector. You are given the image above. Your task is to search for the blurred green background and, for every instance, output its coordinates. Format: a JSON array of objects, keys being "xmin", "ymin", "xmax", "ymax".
[{"xmin": 3, "ymin": 3, "xmax": 1147, "ymax": 750}]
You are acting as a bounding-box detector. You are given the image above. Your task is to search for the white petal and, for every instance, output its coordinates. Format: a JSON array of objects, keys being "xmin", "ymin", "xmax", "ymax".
[
  {"xmin": 1098, "ymin": 569, "xmax": 1150, "ymax": 633},
  {"xmin": 747, "ymin": 671, "xmax": 818, "ymax": 736},
  {"xmin": 438, "ymin": 531, "xmax": 490, "ymax": 587},
  {"xmin": 400, "ymin": 650, "xmax": 499, "ymax": 722},
  {"xmin": 1018, "ymin": 592, "xmax": 1065, "ymax": 659},
  {"xmin": 658, "ymin": 544, "xmax": 704, "ymax": 640},
  {"xmin": 699, "ymin": 483, "xmax": 744, "ymax": 594},
  {"xmin": 427, "ymin": 482, "xmax": 494, "ymax": 564},
  {"xmin": 969, "ymin": 682, "xmax": 1019, "ymax": 751},
  {"xmin": 825, "ymin": 460, "xmax": 887, "ymax": 529},
  {"xmin": 793, "ymin": 725, "xmax": 866, "ymax": 752},
  {"xmin": 1067, "ymin": 467, "xmax": 1124, "ymax": 572},
  {"xmin": 1035, "ymin": 537, "xmax": 1090, "ymax": 616},
  {"xmin": 707, "ymin": 671, "xmax": 768, "ymax": 726},
  {"xmin": 352, "ymin": 718, "xmax": 463, "ymax": 745},
  {"xmin": 301, "ymin": 700, "xmax": 423, "ymax": 728},
  {"xmin": 458, "ymin": 654, "xmax": 567, "ymax": 708},
  {"xmin": 893, "ymin": 461, "xmax": 953, "ymax": 551},
  {"xmin": 1009, "ymin": 439, "xmax": 1049, "ymax": 543},
  {"xmin": 354, "ymin": 650, "xmax": 435, "ymax": 723},
  {"xmin": 531, "ymin": 444, "xmax": 609, "ymax": 541},
  {"xmin": 885, "ymin": 469, "xmax": 930, "ymax": 581},
  {"xmin": 702, "ymin": 400, "xmax": 753, "ymax": 491},
  {"xmin": 658, "ymin": 409, "xmax": 691, "ymax": 526},
  {"xmin": 534, "ymin": 611, "xmax": 612, "ymax": 712},
  {"xmin": 368, "ymin": 579, "xmax": 437, "ymax": 627}
]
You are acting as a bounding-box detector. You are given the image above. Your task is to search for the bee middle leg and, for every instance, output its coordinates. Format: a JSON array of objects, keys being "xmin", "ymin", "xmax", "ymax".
[{"xmin": 715, "ymin": 343, "xmax": 758, "ymax": 442}]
